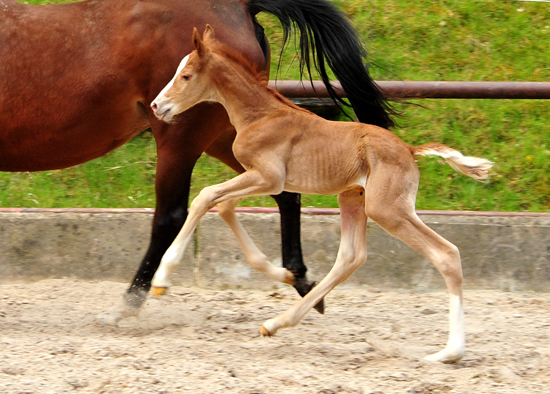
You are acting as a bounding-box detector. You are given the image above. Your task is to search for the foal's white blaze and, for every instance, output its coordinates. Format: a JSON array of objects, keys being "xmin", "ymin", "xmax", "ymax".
[
  {"xmin": 157, "ymin": 54, "xmax": 189, "ymax": 99},
  {"xmin": 151, "ymin": 54, "xmax": 190, "ymax": 121}
]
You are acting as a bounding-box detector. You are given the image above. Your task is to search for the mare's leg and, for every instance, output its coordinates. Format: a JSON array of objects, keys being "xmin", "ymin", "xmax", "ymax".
[
  {"xmin": 261, "ymin": 188, "xmax": 367, "ymax": 335},
  {"xmin": 270, "ymin": 192, "xmax": 324, "ymax": 313},
  {"xmin": 152, "ymin": 170, "xmax": 286, "ymax": 291},
  {"xmin": 216, "ymin": 198, "xmax": 294, "ymax": 284},
  {"xmin": 205, "ymin": 130, "xmax": 323, "ymax": 313},
  {"xmin": 364, "ymin": 167, "xmax": 465, "ymax": 363},
  {"xmin": 98, "ymin": 103, "xmax": 233, "ymax": 325}
]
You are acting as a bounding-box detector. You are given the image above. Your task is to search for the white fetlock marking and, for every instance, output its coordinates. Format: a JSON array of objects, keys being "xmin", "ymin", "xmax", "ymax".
[
  {"xmin": 248, "ymin": 253, "xmax": 291, "ymax": 285},
  {"xmin": 425, "ymin": 294, "xmax": 465, "ymax": 363},
  {"xmin": 261, "ymin": 319, "xmax": 278, "ymax": 336},
  {"xmin": 425, "ymin": 346, "xmax": 465, "ymax": 363},
  {"xmin": 151, "ymin": 274, "xmax": 172, "ymax": 289},
  {"xmin": 271, "ymin": 266, "xmax": 292, "ymax": 284},
  {"xmin": 153, "ymin": 236, "xmax": 192, "ymax": 288},
  {"xmin": 152, "ymin": 255, "xmax": 178, "ymax": 289},
  {"xmin": 151, "ymin": 268, "xmax": 172, "ymax": 288}
]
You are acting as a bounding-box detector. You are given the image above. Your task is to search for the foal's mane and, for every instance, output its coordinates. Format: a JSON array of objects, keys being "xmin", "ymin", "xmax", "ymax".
[{"xmin": 209, "ymin": 41, "xmax": 312, "ymax": 114}]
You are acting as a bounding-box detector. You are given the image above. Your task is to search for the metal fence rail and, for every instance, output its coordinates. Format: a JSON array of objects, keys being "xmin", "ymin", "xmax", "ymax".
[{"xmin": 269, "ymin": 81, "xmax": 550, "ymax": 99}]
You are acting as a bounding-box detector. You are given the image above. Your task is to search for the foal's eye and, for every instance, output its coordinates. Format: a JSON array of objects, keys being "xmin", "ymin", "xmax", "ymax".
[{"xmin": 182, "ymin": 74, "xmax": 191, "ymax": 81}]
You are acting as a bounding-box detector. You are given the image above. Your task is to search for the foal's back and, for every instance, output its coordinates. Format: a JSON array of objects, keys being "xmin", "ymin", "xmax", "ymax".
[{"xmin": 249, "ymin": 103, "xmax": 415, "ymax": 196}]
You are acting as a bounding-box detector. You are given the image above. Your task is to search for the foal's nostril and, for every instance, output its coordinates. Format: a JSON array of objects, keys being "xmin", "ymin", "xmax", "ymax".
[{"xmin": 151, "ymin": 102, "xmax": 158, "ymax": 112}]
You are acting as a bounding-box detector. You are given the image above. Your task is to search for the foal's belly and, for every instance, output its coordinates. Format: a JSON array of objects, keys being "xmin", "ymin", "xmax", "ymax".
[
  {"xmin": 281, "ymin": 132, "xmax": 365, "ymax": 196},
  {"xmin": 283, "ymin": 177, "xmax": 365, "ymax": 196},
  {"xmin": 283, "ymin": 159, "xmax": 365, "ymax": 196}
]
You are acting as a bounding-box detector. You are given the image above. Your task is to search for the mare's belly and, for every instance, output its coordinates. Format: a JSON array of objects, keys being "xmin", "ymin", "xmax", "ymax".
[{"xmin": 0, "ymin": 116, "xmax": 149, "ymax": 172}]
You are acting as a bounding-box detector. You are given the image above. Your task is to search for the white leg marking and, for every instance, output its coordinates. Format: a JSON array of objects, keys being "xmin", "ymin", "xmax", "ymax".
[
  {"xmin": 151, "ymin": 233, "xmax": 193, "ymax": 289},
  {"xmin": 425, "ymin": 294, "xmax": 465, "ymax": 363}
]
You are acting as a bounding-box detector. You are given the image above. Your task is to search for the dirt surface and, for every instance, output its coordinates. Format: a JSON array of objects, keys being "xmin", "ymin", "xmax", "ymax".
[{"xmin": 1, "ymin": 279, "xmax": 549, "ymax": 393}]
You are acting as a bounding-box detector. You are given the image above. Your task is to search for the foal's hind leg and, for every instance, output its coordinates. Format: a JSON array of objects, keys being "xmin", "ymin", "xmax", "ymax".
[
  {"xmin": 261, "ymin": 188, "xmax": 368, "ymax": 336},
  {"xmin": 217, "ymin": 198, "xmax": 295, "ymax": 285},
  {"xmin": 364, "ymin": 170, "xmax": 465, "ymax": 363}
]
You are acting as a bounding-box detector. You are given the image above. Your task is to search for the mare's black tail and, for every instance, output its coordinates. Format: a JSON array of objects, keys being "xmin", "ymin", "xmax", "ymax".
[{"xmin": 247, "ymin": 0, "xmax": 397, "ymax": 129}]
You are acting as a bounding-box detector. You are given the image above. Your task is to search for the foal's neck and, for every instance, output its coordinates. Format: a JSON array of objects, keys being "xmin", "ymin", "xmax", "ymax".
[{"xmin": 210, "ymin": 57, "xmax": 284, "ymax": 130}]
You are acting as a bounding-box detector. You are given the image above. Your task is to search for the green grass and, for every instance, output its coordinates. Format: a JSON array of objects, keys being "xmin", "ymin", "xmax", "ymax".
[{"xmin": 3, "ymin": 0, "xmax": 549, "ymax": 211}]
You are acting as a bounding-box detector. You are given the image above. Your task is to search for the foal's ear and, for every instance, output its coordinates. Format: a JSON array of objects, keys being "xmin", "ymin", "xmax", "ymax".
[
  {"xmin": 192, "ymin": 27, "xmax": 206, "ymax": 57},
  {"xmin": 203, "ymin": 24, "xmax": 215, "ymax": 41}
]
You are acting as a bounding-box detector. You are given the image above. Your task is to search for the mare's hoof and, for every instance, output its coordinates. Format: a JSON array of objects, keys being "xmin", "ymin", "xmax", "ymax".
[
  {"xmin": 97, "ymin": 311, "xmax": 122, "ymax": 326},
  {"xmin": 294, "ymin": 278, "xmax": 325, "ymax": 315},
  {"xmin": 313, "ymin": 296, "xmax": 325, "ymax": 315},
  {"xmin": 151, "ymin": 287, "xmax": 168, "ymax": 297}
]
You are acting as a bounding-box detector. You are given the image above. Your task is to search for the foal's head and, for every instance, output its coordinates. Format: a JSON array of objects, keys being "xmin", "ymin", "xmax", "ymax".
[{"xmin": 151, "ymin": 25, "xmax": 225, "ymax": 122}]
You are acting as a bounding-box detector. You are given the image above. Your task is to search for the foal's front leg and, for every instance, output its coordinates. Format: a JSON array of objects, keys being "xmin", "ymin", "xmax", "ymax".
[
  {"xmin": 151, "ymin": 170, "xmax": 287, "ymax": 292},
  {"xmin": 205, "ymin": 130, "xmax": 321, "ymax": 312}
]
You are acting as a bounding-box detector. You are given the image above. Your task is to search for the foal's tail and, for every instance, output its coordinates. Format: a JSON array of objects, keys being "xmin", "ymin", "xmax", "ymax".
[
  {"xmin": 246, "ymin": 0, "xmax": 397, "ymax": 129},
  {"xmin": 411, "ymin": 143, "xmax": 493, "ymax": 181}
]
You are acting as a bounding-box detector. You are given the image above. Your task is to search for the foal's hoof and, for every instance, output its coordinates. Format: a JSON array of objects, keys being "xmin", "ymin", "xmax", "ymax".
[
  {"xmin": 151, "ymin": 287, "xmax": 168, "ymax": 297},
  {"xmin": 424, "ymin": 346, "xmax": 465, "ymax": 363},
  {"xmin": 259, "ymin": 325, "xmax": 272, "ymax": 337},
  {"xmin": 260, "ymin": 319, "xmax": 278, "ymax": 337}
]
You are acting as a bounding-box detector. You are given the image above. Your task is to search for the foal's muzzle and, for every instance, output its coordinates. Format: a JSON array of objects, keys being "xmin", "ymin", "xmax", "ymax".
[{"xmin": 150, "ymin": 99, "xmax": 173, "ymax": 121}]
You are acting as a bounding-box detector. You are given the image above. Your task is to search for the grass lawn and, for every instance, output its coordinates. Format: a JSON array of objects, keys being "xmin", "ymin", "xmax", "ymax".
[{"xmin": 3, "ymin": 0, "xmax": 549, "ymax": 211}]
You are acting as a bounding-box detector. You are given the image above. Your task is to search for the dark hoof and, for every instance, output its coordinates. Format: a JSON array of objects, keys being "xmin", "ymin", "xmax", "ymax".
[
  {"xmin": 294, "ymin": 277, "xmax": 325, "ymax": 315},
  {"xmin": 313, "ymin": 294, "xmax": 325, "ymax": 315}
]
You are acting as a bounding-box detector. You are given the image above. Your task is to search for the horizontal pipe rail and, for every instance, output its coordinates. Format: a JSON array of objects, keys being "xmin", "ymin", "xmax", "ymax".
[
  {"xmin": 1, "ymin": 207, "xmax": 548, "ymax": 217},
  {"xmin": 269, "ymin": 81, "xmax": 550, "ymax": 99}
]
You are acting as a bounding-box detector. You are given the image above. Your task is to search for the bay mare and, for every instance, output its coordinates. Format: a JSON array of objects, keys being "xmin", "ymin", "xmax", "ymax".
[
  {"xmin": 0, "ymin": 0, "xmax": 395, "ymax": 323},
  {"xmin": 150, "ymin": 27, "xmax": 493, "ymax": 363}
]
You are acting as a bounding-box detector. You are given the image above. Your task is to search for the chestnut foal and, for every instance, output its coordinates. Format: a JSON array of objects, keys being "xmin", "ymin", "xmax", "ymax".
[{"xmin": 151, "ymin": 26, "xmax": 493, "ymax": 363}]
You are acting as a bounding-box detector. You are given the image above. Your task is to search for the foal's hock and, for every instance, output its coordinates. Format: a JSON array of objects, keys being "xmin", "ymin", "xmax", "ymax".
[{"xmin": 151, "ymin": 26, "xmax": 493, "ymax": 363}]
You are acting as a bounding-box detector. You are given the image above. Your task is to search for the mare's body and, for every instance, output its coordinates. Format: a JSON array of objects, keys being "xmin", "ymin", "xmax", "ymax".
[
  {"xmin": 151, "ymin": 28, "xmax": 493, "ymax": 363},
  {"xmin": 0, "ymin": 0, "xmax": 394, "ymax": 323}
]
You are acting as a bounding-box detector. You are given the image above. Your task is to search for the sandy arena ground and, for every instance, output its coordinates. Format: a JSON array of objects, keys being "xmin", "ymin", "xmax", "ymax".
[{"xmin": 0, "ymin": 279, "xmax": 549, "ymax": 393}]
